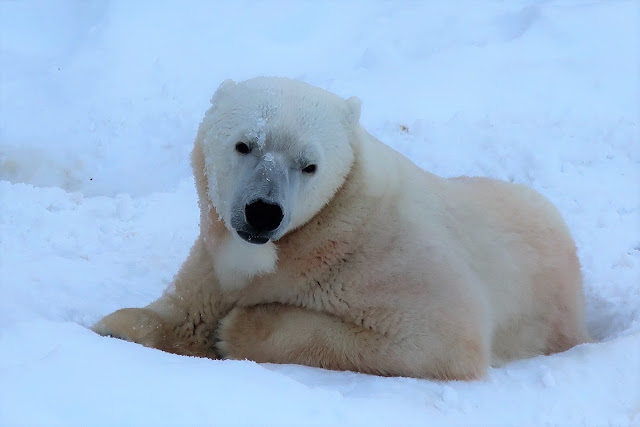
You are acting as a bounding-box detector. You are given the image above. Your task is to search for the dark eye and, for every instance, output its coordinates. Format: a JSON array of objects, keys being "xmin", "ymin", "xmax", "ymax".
[
  {"xmin": 235, "ymin": 142, "xmax": 250, "ymax": 154},
  {"xmin": 302, "ymin": 164, "xmax": 317, "ymax": 174}
]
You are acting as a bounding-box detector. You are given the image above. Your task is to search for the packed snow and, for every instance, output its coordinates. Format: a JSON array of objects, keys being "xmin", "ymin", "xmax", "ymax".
[{"xmin": 1, "ymin": 1, "xmax": 639, "ymax": 425}]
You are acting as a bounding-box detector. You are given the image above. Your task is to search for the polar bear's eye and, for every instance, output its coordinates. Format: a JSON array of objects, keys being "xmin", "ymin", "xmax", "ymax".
[
  {"xmin": 302, "ymin": 164, "xmax": 317, "ymax": 174},
  {"xmin": 235, "ymin": 142, "xmax": 251, "ymax": 155}
]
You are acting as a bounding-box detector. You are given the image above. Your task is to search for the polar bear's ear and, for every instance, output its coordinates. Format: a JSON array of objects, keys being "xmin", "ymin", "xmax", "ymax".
[
  {"xmin": 344, "ymin": 96, "xmax": 362, "ymax": 127},
  {"xmin": 210, "ymin": 79, "xmax": 237, "ymax": 104}
]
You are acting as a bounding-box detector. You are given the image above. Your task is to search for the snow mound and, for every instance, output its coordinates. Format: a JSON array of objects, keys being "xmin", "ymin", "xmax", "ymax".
[{"xmin": 1, "ymin": 1, "xmax": 638, "ymax": 425}]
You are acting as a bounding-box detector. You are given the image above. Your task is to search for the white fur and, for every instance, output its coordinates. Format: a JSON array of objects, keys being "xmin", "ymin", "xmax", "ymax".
[{"xmin": 213, "ymin": 235, "xmax": 278, "ymax": 290}]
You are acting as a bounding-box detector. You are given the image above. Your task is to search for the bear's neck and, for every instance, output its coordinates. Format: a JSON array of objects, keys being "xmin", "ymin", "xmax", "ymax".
[{"xmin": 276, "ymin": 127, "xmax": 402, "ymax": 274}]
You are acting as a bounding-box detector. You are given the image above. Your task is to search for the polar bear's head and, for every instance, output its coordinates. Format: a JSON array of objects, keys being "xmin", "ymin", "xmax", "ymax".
[{"xmin": 200, "ymin": 77, "xmax": 361, "ymax": 245}]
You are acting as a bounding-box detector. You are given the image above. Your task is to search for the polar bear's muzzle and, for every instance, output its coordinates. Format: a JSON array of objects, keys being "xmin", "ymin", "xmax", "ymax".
[
  {"xmin": 237, "ymin": 199, "xmax": 284, "ymax": 244},
  {"xmin": 230, "ymin": 154, "xmax": 293, "ymax": 244}
]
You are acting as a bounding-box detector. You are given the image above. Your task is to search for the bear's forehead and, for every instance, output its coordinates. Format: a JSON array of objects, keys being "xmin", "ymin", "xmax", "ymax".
[
  {"xmin": 249, "ymin": 123, "xmax": 319, "ymax": 155},
  {"xmin": 229, "ymin": 104, "xmax": 336, "ymax": 147}
]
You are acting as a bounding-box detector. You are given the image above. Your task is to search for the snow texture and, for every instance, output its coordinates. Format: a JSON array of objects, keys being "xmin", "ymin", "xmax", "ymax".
[{"xmin": 1, "ymin": 1, "xmax": 639, "ymax": 426}]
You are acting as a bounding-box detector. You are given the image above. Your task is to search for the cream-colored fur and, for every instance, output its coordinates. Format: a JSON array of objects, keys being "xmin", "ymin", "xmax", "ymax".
[{"xmin": 93, "ymin": 77, "xmax": 590, "ymax": 380}]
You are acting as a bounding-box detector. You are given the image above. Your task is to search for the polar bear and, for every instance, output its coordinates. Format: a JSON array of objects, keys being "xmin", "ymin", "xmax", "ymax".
[{"xmin": 93, "ymin": 77, "xmax": 590, "ymax": 380}]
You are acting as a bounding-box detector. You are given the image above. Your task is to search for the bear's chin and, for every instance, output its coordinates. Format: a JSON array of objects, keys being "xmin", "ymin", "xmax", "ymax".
[{"xmin": 236, "ymin": 231, "xmax": 270, "ymax": 245}]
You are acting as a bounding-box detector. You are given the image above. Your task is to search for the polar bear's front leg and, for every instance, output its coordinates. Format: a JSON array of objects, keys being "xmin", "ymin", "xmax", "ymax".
[
  {"xmin": 92, "ymin": 235, "xmax": 230, "ymax": 358},
  {"xmin": 216, "ymin": 304, "xmax": 487, "ymax": 380}
]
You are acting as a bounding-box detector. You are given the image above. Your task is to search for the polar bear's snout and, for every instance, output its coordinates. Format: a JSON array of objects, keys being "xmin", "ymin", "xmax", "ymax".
[
  {"xmin": 245, "ymin": 200, "xmax": 283, "ymax": 233},
  {"xmin": 230, "ymin": 153, "xmax": 293, "ymax": 244},
  {"xmin": 234, "ymin": 197, "xmax": 286, "ymax": 245}
]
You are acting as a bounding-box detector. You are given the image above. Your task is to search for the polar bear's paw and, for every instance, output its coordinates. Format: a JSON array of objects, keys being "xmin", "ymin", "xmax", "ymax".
[
  {"xmin": 215, "ymin": 305, "xmax": 283, "ymax": 360},
  {"xmin": 92, "ymin": 308, "xmax": 168, "ymax": 350}
]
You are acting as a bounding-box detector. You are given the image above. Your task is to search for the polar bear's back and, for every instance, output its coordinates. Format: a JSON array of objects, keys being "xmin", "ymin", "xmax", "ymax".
[{"xmin": 446, "ymin": 176, "xmax": 589, "ymax": 363}]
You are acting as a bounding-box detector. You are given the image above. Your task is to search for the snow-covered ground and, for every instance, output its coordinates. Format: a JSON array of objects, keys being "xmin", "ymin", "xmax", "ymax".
[{"xmin": 1, "ymin": 1, "xmax": 639, "ymax": 425}]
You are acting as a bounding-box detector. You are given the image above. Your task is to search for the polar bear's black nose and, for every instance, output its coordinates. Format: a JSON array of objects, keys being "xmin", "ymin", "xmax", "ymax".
[{"xmin": 245, "ymin": 200, "xmax": 284, "ymax": 233}]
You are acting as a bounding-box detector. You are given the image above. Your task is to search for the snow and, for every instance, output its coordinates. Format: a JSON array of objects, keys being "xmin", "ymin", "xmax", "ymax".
[{"xmin": 1, "ymin": 0, "xmax": 639, "ymax": 425}]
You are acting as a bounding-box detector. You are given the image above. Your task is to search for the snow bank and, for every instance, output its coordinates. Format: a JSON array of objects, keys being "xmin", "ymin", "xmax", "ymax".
[{"xmin": 1, "ymin": 1, "xmax": 638, "ymax": 425}]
